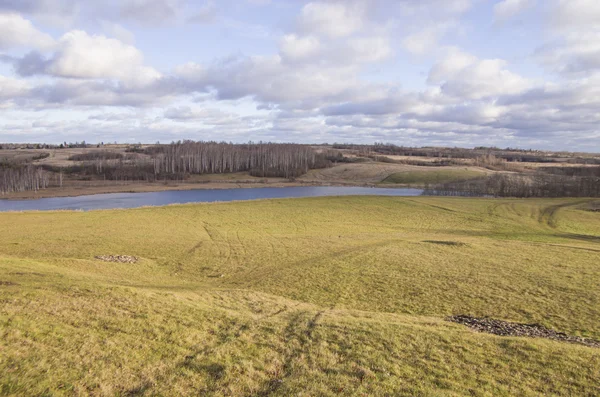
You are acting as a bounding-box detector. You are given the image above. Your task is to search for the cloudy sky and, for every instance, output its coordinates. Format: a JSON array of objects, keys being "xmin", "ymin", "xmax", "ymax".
[{"xmin": 0, "ymin": 0, "xmax": 599, "ymax": 150}]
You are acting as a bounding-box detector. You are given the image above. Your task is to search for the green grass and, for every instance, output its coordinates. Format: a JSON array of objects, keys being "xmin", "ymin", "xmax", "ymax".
[
  {"xmin": 1, "ymin": 196, "xmax": 599, "ymax": 396},
  {"xmin": 381, "ymin": 169, "xmax": 484, "ymax": 185}
]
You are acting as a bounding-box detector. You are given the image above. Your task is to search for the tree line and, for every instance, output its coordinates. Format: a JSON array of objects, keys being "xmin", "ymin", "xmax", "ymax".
[
  {"xmin": 1, "ymin": 142, "xmax": 331, "ymax": 194},
  {"xmin": 0, "ymin": 165, "xmax": 50, "ymax": 195},
  {"xmin": 148, "ymin": 141, "xmax": 328, "ymax": 178},
  {"xmin": 426, "ymin": 171, "xmax": 600, "ymax": 198}
]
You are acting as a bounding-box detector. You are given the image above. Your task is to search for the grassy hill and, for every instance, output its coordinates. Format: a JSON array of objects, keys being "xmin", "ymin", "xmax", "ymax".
[
  {"xmin": 380, "ymin": 169, "xmax": 485, "ymax": 185},
  {"xmin": 1, "ymin": 197, "xmax": 599, "ymax": 395}
]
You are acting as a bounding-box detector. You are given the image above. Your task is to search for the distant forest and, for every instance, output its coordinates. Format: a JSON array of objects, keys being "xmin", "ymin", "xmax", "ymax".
[
  {"xmin": 1, "ymin": 141, "xmax": 599, "ymax": 197},
  {"xmin": 1, "ymin": 141, "xmax": 330, "ymax": 194},
  {"xmin": 426, "ymin": 172, "xmax": 600, "ymax": 198}
]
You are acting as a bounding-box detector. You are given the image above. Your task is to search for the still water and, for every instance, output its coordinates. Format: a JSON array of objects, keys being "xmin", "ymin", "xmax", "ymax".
[{"xmin": 0, "ymin": 186, "xmax": 425, "ymax": 212}]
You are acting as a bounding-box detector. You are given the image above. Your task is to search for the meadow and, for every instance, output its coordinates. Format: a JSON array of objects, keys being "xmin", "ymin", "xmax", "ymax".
[
  {"xmin": 1, "ymin": 196, "xmax": 599, "ymax": 395},
  {"xmin": 380, "ymin": 169, "xmax": 485, "ymax": 185}
]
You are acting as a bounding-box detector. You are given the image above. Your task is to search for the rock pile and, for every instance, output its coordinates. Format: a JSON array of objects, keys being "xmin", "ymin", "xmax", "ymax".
[
  {"xmin": 449, "ymin": 315, "xmax": 600, "ymax": 348},
  {"xmin": 95, "ymin": 255, "xmax": 138, "ymax": 264}
]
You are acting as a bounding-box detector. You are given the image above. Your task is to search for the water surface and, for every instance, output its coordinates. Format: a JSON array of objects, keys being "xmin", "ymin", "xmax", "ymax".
[{"xmin": 0, "ymin": 186, "xmax": 424, "ymax": 212}]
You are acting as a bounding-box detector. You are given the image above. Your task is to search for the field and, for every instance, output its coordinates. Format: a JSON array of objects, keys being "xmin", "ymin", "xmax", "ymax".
[
  {"xmin": 1, "ymin": 197, "xmax": 600, "ymax": 395},
  {"xmin": 380, "ymin": 169, "xmax": 485, "ymax": 185}
]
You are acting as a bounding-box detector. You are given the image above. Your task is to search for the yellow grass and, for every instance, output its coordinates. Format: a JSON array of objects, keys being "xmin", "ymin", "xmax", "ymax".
[
  {"xmin": 1, "ymin": 196, "xmax": 599, "ymax": 395},
  {"xmin": 380, "ymin": 169, "xmax": 485, "ymax": 185}
]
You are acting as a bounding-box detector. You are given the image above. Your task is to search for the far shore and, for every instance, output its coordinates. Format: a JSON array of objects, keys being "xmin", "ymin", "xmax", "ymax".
[{"xmin": 0, "ymin": 180, "xmax": 397, "ymax": 200}]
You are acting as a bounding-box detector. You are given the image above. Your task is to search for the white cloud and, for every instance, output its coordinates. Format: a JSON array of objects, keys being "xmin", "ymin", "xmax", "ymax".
[
  {"xmin": 298, "ymin": 1, "xmax": 364, "ymax": 38},
  {"xmin": 0, "ymin": 75, "xmax": 30, "ymax": 100},
  {"xmin": 428, "ymin": 48, "xmax": 478, "ymax": 84},
  {"xmin": 435, "ymin": 56, "xmax": 532, "ymax": 99},
  {"xmin": 100, "ymin": 21, "xmax": 135, "ymax": 44},
  {"xmin": 0, "ymin": 13, "xmax": 56, "ymax": 50},
  {"xmin": 279, "ymin": 34, "xmax": 321, "ymax": 62},
  {"xmin": 536, "ymin": 31, "xmax": 600, "ymax": 77},
  {"xmin": 494, "ymin": 0, "xmax": 535, "ymax": 22},
  {"xmin": 549, "ymin": 0, "xmax": 600, "ymax": 31},
  {"xmin": 349, "ymin": 36, "xmax": 392, "ymax": 63},
  {"xmin": 47, "ymin": 31, "xmax": 160, "ymax": 86},
  {"xmin": 402, "ymin": 23, "xmax": 455, "ymax": 55},
  {"xmin": 280, "ymin": 34, "xmax": 391, "ymax": 65},
  {"xmin": 164, "ymin": 106, "xmax": 239, "ymax": 125},
  {"xmin": 180, "ymin": 54, "xmax": 361, "ymax": 107}
]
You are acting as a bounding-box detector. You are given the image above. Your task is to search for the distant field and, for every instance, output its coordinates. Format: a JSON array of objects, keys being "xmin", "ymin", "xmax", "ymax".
[
  {"xmin": 380, "ymin": 169, "xmax": 485, "ymax": 185},
  {"xmin": 300, "ymin": 163, "xmax": 489, "ymax": 185},
  {"xmin": 1, "ymin": 197, "xmax": 600, "ymax": 395}
]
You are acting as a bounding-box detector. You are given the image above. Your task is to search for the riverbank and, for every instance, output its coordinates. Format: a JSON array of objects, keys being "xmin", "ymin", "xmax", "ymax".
[
  {"xmin": 0, "ymin": 180, "xmax": 301, "ymax": 200},
  {"xmin": 0, "ymin": 162, "xmax": 491, "ymax": 200}
]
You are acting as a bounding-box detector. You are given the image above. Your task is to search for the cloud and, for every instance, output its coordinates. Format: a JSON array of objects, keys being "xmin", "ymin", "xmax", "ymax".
[
  {"xmin": 187, "ymin": 0, "xmax": 216, "ymax": 24},
  {"xmin": 402, "ymin": 23, "xmax": 454, "ymax": 55},
  {"xmin": 549, "ymin": 0, "xmax": 600, "ymax": 31},
  {"xmin": 279, "ymin": 34, "xmax": 391, "ymax": 65},
  {"xmin": 279, "ymin": 34, "xmax": 321, "ymax": 62},
  {"xmin": 5, "ymin": 31, "xmax": 161, "ymax": 87},
  {"xmin": 298, "ymin": 1, "xmax": 365, "ymax": 38},
  {"xmin": 0, "ymin": 0, "xmax": 599, "ymax": 151},
  {"xmin": 100, "ymin": 21, "xmax": 135, "ymax": 44},
  {"xmin": 395, "ymin": 0, "xmax": 472, "ymax": 56},
  {"xmin": 396, "ymin": 0, "xmax": 473, "ymax": 16},
  {"xmin": 428, "ymin": 49, "xmax": 531, "ymax": 99},
  {"xmin": 493, "ymin": 0, "xmax": 536, "ymax": 23},
  {"xmin": 0, "ymin": 12, "xmax": 56, "ymax": 50},
  {"xmin": 119, "ymin": 0, "xmax": 182, "ymax": 25},
  {"xmin": 175, "ymin": 54, "xmax": 362, "ymax": 108},
  {"xmin": 535, "ymin": 32, "xmax": 600, "ymax": 77},
  {"xmin": 0, "ymin": 75, "xmax": 30, "ymax": 100},
  {"xmin": 164, "ymin": 105, "xmax": 240, "ymax": 125},
  {"xmin": 0, "ymin": 0, "xmax": 79, "ymax": 27},
  {"xmin": 48, "ymin": 31, "xmax": 160, "ymax": 84}
]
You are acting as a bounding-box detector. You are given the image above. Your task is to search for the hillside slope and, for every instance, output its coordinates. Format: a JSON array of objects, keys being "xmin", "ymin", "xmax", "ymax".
[{"xmin": 1, "ymin": 197, "xmax": 599, "ymax": 395}]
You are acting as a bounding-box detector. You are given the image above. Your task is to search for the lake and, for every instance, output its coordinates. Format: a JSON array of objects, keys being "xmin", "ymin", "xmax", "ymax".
[{"xmin": 0, "ymin": 186, "xmax": 425, "ymax": 212}]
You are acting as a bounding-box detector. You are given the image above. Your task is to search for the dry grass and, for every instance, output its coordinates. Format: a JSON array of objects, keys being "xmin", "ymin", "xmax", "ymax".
[
  {"xmin": 380, "ymin": 169, "xmax": 485, "ymax": 185},
  {"xmin": 1, "ymin": 197, "xmax": 600, "ymax": 395},
  {"xmin": 300, "ymin": 163, "xmax": 489, "ymax": 185}
]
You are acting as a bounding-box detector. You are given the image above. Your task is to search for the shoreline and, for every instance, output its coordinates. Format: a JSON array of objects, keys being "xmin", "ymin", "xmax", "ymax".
[{"xmin": 0, "ymin": 180, "xmax": 393, "ymax": 201}]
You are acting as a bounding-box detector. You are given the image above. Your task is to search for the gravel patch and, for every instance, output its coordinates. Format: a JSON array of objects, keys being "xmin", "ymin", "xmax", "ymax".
[
  {"xmin": 449, "ymin": 315, "xmax": 600, "ymax": 348},
  {"xmin": 95, "ymin": 255, "xmax": 138, "ymax": 263}
]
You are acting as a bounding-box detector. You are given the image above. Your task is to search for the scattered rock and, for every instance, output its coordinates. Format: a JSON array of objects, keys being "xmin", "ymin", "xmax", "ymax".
[
  {"xmin": 95, "ymin": 255, "xmax": 138, "ymax": 264},
  {"xmin": 0, "ymin": 281, "xmax": 19, "ymax": 286},
  {"xmin": 449, "ymin": 315, "xmax": 600, "ymax": 348}
]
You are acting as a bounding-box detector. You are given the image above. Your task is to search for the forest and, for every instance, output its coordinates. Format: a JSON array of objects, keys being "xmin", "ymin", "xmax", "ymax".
[
  {"xmin": 1, "ymin": 142, "xmax": 330, "ymax": 194},
  {"xmin": 426, "ymin": 172, "xmax": 600, "ymax": 198}
]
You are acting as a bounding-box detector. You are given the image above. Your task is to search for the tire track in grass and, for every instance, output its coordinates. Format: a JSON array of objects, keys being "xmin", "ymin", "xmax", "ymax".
[
  {"xmin": 537, "ymin": 200, "xmax": 591, "ymax": 229},
  {"xmin": 256, "ymin": 308, "xmax": 328, "ymax": 396}
]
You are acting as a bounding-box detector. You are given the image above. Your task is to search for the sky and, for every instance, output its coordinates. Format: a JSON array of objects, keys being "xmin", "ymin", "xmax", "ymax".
[{"xmin": 0, "ymin": 0, "xmax": 599, "ymax": 151}]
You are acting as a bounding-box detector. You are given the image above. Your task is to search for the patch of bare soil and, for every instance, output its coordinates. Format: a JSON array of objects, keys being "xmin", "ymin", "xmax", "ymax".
[
  {"xmin": 95, "ymin": 255, "xmax": 138, "ymax": 263},
  {"xmin": 449, "ymin": 315, "xmax": 600, "ymax": 348}
]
